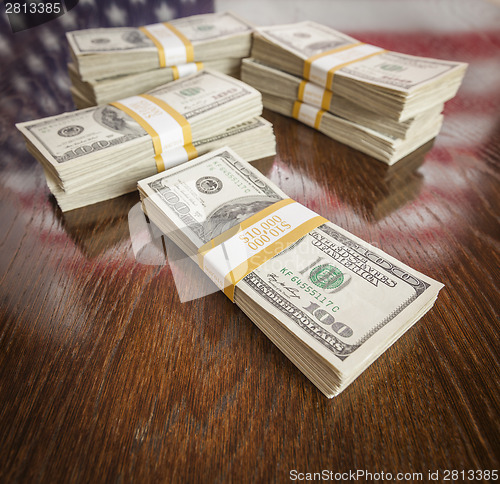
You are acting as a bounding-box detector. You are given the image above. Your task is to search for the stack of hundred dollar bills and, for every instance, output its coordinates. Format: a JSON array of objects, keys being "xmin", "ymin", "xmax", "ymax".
[
  {"xmin": 241, "ymin": 21, "xmax": 467, "ymax": 165},
  {"xmin": 67, "ymin": 12, "xmax": 254, "ymax": 108},
  {"xmin": 16, "ymin": 71, "xmax": 275, "ymax": 211},
  {"xmin": 138, "ymin": 147, "xmax": 443, "ymax": 397}
]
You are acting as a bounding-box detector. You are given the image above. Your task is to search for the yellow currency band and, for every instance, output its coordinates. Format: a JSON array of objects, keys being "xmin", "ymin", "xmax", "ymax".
[
  {"xmin": 303, "ymin": 42, "xmax": 363, "ymax": 80},
  {"xmin": 140, "ymin": 93, "xmax": 193, "ymax": 147},
  {"xmin": 292, "ymin": 101, "xmax": 325, "ymax": 130},
  {"xmin": 198, "ymin": 198, "xmax": 328, "ymax": 301},
  {"xmin": 172, "ymin": 62, "xmax": 204, "ymax": 80},
  {"xmin": 154, "ymin": 145, "xmax": 198, "ymax": 172},
  {"xmin": 139, "ymin": 23, "xmax": 194, "ymax": 68},
  {"xmin": 297, "ymin": 80, "xmax": 333, "ymax": 111},
  {"xmin": 110, "ymin": 94, "xmax": 193, "ymax": 173},
  {"xmin": 303, "ymin": 42, "xmax": 387, "ymax": 87}
]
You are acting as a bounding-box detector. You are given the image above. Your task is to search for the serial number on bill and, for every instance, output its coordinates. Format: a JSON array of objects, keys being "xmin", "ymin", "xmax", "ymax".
[{"xmin": 5, "ymin": 2, "xmax": 62, "ymax": 14}]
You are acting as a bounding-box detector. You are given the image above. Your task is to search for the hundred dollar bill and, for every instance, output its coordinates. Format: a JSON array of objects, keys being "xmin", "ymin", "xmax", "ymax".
[
  {"xmin": 138, "ymin": 147, "xmax": 443, "ymax": 397},
  {"xmin": 68, "ymin": 12, "xmax": 253, "ymax": 80},
  {"xmin": 43, "ymin": 117, "xmax": 276, "ymax": 211},
  {"xmin": 241, "ymin": 57, "xmax": 444, "ymax": 140},
  {"xmin": 260, "ymin": 91, "xmax": 443, "ymax": 165},
  {"xmin": 252, "ymin": 21, "xmax": 467, "ymax": 120},
  {"xmin": 16, "ymin": 70, "xmax": 263, "ymax": 193},
  {"xmin": 68, "ymin": 57, "xmax": 242, "ymax": 108}
]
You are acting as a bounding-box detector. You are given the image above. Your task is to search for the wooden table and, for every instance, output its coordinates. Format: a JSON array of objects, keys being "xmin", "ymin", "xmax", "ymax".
[{"xmin": 0, "ymin": 2, "xmax": 499, "ymax": 482}]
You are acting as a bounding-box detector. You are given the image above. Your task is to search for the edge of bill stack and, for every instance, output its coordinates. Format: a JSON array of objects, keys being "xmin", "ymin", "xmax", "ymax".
[
  {"xmin": 251, "ymin": 20, "xmax": 467, "ymax": 122},
  {"xmin": 67, "ymin": 12, "xmax": 254, "ymax": 81},
  {"xmin": 16, "ymin": 70, "xmax": 276, "ymax": 211}
]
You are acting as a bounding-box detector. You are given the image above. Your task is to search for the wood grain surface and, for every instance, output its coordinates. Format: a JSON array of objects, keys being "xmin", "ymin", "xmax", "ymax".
[{"xmin": 0, "ymin": 2, "xmax": 499, "ymax": 483}]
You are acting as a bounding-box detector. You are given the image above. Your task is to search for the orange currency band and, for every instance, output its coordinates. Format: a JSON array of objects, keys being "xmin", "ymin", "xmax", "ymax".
[
  {"xmin": 198, "ymin": 198, "xmax": 328, "ymax": 301},
  {"xmin": 303, "ymin": 42, "xmax": 387, "ymax": 88},
  {"xmin": 110, "ymin": 94, "xmax": 193, "ymax": 172},
  {"xmin": 297, "ymin": 80, "xmax": 333, "ymax": 111},
  {"xmin": 140, "ymin": 94, "xmax": 193, "ymax": 146},
  {"xmin": 303, "ymin": 42, "xmax": 363, "ymax": 80},
  {"xmin": 139, "ymin": 23, "xmax": 194, "ymax": 68},
  {"xmin": 154, "ymin": 144, "xmax": 198, "ymax": 172},
  {"xmin": 172, "ymin": 62, "xmax": 204, "ymax": 80},
  {"xmin": 292, "ymin": 101, "xmax": 325, "ymax": 130},
  {"xmin": 172, "ymin": 66, "xmax": 179, "ymax": 80}
]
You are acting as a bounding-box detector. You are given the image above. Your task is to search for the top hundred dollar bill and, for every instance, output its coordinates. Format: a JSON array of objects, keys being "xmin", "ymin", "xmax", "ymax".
[
  {"xmin": 251, "ymin": 21, "xmax": 467, "ymax": 120},
  {"xmin": 67, "ymin": 12, "xmax": 254, "ymax": 80}
]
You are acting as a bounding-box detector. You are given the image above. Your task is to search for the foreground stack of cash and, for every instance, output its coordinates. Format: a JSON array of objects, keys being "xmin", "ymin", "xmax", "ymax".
[
  {"xmin": 67, "ymin": 12, "xmax": 253, "ymax": 107},
  {"xmin": 242, "ymin": 21, "xmax": 467, "ymax": 164},
  {"xmin": 17, "ymin": 71, "xmax": 275, "ymax": 211},
  {"xmin": 138, "ymin": 147, "xmax": 443, "ymax": 397}
]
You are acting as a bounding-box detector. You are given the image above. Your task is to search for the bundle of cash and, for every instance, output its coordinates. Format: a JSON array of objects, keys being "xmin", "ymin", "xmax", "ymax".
[
  {"xmin": 243, "ymin": 56, "xmax": 442, "ymax": 164},
  {"xmin": 17, "ymin": 71, "xmax": 275, "ymax": 211},
  {"xmin": 242, "ymin": 58, "xmax": 444, "ymax": 140},
  {"xmin": 69, "ymin": 58, "xmax": 242, "ymax": 108},
  {"xmin": 251, "ymin": 21, "xmax": 467, "ymax": 121},
  {"xmin": 138, "ymin": 147, "xmax": 443, "ymax": 397},
  {"xmin": 67, "ymin": 12, "xmax": 254, "ymax": 107},
  {"xmin": 68, "ymin": 12, "xmax": 253, "ymax": 80},
  {"xmin": 260, "ymin": 92, "xmax": 442, "ymax": 164}
]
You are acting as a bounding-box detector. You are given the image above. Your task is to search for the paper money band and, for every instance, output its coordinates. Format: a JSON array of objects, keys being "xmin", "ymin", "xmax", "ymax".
[
  {"xmin": 139, "ymin": 23, "xmax": 194, "ymax": 68},
  {"xmin": 198, "ymin": 198, "xmax": 328, "ymax": 301},
  {"xmin": 297, "ymin": 81, "xmax": 333, "ymax": 111},
  {"xmin": 110, "ymin": 94, "xmax": 195, "ymax": 173},
  {"xmin": 172, "ymin": 62, "xmax": 204, "ymax": 80},
  {"xmin": 304, "ymin": 42, "xmax": 387, "ymax": 88},
  {"xmin": 155, "ymin": 145, "xmax": 198, "ymax": 172},
  {"xmin": 292, "ymin": 101, "xmax": 325, "ymax": 130}
]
